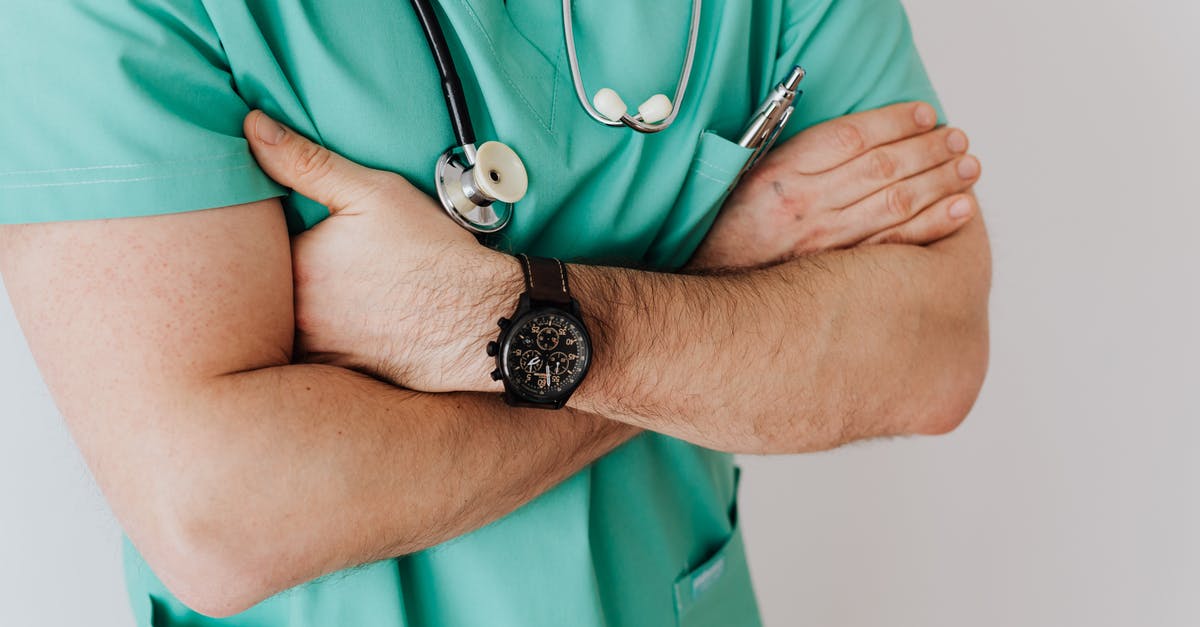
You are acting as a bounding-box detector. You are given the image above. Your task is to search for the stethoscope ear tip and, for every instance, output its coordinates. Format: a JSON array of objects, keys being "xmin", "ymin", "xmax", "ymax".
[
  {"xmin": 593, "ymin": 88, "xmax": 674, "ymax": 126},
  {"xmin": 637, "ymin": 94, "xmax": 672, "ymax": 124},
  {"xmin": 593, "ymin": 88, "xmax": 628, "ymax": 122}
]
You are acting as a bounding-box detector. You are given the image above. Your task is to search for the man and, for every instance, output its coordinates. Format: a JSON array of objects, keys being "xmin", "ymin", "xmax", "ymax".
[{"xmin": 0, "ymin": 0, "xmax": 989, "ymax": 625}]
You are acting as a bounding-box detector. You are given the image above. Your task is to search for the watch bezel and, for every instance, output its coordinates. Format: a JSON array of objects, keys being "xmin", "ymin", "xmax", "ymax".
[{"xmin": 497, "ymin": 305, "xmax": 592, "ymax": 406}]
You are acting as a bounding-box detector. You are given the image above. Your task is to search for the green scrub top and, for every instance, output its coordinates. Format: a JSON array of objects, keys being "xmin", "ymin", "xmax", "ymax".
[{"xmin": 0, "ymin": 1, "xmax": 941, "ymax": 625}]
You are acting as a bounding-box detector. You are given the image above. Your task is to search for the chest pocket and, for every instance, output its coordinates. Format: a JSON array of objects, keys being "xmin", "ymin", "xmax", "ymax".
[{"xmin": 643, "ymin": 130, "xmax": 754, "ymax": 269}]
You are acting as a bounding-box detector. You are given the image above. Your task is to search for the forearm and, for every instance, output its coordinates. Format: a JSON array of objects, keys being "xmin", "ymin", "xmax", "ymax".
[
  {"xmin": 139, "ymin": 362, "xmax": 634, "ymax": 616},
  {"xmin": 565, "ymin": 215, "xmax": 991, "ymax": 454}
]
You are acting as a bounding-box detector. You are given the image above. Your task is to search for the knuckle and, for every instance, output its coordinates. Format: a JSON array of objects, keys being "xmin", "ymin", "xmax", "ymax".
[
  {"xmin": 885, "ymin": 185, "xmax": 914, "ymax": 220},
  {"xmin": 834, "ymin": 122, "xmax": 866, "ymax": 154},
  {"xmin": 294, "ymin": 143, "xmax": 334, "ymax": 180},
  {"xmin": 869, "ymin": 150, "xmax": 898, "ymax": 180}
]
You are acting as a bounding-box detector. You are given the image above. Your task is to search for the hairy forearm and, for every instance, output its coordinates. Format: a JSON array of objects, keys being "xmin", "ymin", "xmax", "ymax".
[
  {"xmin": 143, "ymin": 363, "xmax": 634, "ymax": 616},
  {"xmin": 563, "ymin": 215, "xmax": 991, "ymax": 454},
  {"xmin": 0, "ymin": 200, "xmax": 638, "ymax": 619}
]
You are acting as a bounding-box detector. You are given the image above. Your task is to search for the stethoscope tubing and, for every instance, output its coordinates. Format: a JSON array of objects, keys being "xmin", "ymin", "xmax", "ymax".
[
  {"xmin": 409, "ymin": 0, "xmax": 476, "ymax": 156},
  {"xmin": 562, "ymin": 0, "xmax": 702, "ymax": 133}
]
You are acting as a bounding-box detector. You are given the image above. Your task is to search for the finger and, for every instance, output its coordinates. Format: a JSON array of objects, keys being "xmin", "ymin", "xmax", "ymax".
[
  {"xmin": 831, "ymin": 154, "xmax": 981, "ymax": 247},
  {"xmin": 243, "ymin": 110, "xmax": 385, "ymax": 213},
  {"xmin": 821, "ymin": 126, "xmax": 969, "ymax": 210},
  {"xmin": 780, "ymin": 101, "xmax": 940, "ymax": 173},
  {"xmin": 860, "ymin": 194, "xmax": 977, "ymax": 247}
]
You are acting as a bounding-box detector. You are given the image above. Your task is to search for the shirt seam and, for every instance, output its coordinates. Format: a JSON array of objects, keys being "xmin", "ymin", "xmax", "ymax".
[
  {"xmin": 693, "ymin": 158, "xmax": 741, "ymax": 177},
  {"xmin": 0, "ymin": 163, "xmax": 259, "ymax": 191},
  {"xmin": 452, "ymin": 0, "xmax": 557, "ymax": 133},
  {"xmin": 0, "ymin": 150, "xmax": 248, "ymax": 179}
]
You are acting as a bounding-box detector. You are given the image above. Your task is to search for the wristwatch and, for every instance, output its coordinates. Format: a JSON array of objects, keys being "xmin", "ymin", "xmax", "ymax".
[{"xmin": 488, "ymin": 254, "xmax": 592, "ymax": 409}]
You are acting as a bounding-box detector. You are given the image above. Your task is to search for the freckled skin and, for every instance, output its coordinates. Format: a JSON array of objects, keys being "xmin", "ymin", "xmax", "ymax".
[
  {"xmin": 687, "ymin": 102, "xmax": 980, "ymax": 271},
  {"xmin": 772, "ymin": 180, "xmax": 786, "ymax": 199}
]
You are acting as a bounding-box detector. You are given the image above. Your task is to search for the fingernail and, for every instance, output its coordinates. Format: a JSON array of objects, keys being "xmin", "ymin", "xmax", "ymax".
[
  {"xmin": 949, "ymin": 197, "xmax": 973, "ymax": 219},
  {"xmin": 946, "ymin": 129, "xmax": 968, "ymax": 153},
  {"xmin": 957, "ymin": 156, "xmax": 980, "ymax": 179},
  {"xmin": 254, "ymin": 112, "xmax": 287, "ymax": 145},
  {"xmin": 914, "ymin": 103, "xmax": 936, "ymax": 127}
]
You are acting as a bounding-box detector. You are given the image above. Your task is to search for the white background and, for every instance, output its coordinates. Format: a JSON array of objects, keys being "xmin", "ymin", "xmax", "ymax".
[{"xmin": 2, "ymin": 1, "xmax": 1197, "ymax": 625}]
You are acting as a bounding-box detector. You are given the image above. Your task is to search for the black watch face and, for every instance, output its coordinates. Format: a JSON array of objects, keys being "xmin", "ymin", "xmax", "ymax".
[{"xmin": 501, "ymin": 309, "xmax": 591, "ymax": 400}]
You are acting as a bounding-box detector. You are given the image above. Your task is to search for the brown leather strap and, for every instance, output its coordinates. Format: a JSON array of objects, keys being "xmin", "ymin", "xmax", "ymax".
[{"xmin": 517, "ymin": 254, "xmax": 571, "ymax": 306}]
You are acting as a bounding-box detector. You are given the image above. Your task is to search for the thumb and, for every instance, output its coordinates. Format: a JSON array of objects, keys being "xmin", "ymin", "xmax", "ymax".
[{"xmin": 244, "ymin": 110, "xmax": 381, "ymax": 213}]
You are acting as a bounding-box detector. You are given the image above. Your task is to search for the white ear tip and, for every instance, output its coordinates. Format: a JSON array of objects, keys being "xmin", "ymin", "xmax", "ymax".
[
  {"xmin": 637, "ymin": 94, "xmax": 672, "ymax": 124},
  {"xmin": 472, "ymin": 141, "xmax": 528, "ymax": 204},
  {"xmin": 593, "ymin": 87, "xmax": 628, "ymax": 122}
]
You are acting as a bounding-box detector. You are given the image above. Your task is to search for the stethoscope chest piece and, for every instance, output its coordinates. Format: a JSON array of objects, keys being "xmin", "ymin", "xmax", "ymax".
[
  {"xmin": 435, "ymin": 140, "xmax": 529, "ymax": 234},
  {"xmin": 411, "ymin": 0, "xmax": 701, "ymax": 235}
]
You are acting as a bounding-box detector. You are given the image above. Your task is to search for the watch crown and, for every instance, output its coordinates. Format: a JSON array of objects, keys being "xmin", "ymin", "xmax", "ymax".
[
  {"xmin": 490, "ymin": 368, "xmax": 504, "ymax": 381},
  {"xmin": 497, "ymin": 317, "xmax": 511, "ymax": 330},
  {"xmin": 486, "ymin": 341, "xmax": 498, "ymax": 356}
]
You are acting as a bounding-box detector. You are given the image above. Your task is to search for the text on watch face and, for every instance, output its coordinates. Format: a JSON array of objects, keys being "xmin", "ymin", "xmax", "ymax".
[{"xmin": 505, "ymin": 312, "xmax": 588, "ymax": 397}]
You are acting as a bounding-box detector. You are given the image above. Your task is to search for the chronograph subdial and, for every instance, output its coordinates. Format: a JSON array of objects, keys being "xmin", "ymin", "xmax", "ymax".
[
  {"xmin": 535, "ymin": 326, "xmax": 561, "ymax": 350},
  {"xmin": 519, "ymin": 350, "xmax": 545, "ymax": 374},
  {"xmin": 547, "ymin": 351, "xmax": 572, "ymax": 375}
]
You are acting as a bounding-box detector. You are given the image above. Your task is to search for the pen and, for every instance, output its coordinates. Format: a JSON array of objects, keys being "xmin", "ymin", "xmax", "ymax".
[{"xmin": 737, "ymin": 65, "xmax": 805, "ymax": 175}]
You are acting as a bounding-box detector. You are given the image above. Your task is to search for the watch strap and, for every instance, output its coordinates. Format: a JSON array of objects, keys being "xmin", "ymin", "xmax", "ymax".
[{"xmin": 517, "ymin": 254, "xmax": 571, "ymax": 306}]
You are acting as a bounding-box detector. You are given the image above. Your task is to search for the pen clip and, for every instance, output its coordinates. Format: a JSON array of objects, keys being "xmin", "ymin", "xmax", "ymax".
[
  {"xmin": 738, "ymin": 103, "xmax": 795, "ymax": 179},
  {"xmin": 755, "ymin": 105, "xmax": 794, "ymax": 166}
]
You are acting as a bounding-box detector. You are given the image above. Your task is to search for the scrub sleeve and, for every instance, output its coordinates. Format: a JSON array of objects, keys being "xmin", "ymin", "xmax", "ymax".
[
  {"xmin": 773, "ymin": 0, "xmax": 947, "ymax": 140},
  {"xmin": 0, "ymin": 2, "xmax": 284, "ymax": 224}
]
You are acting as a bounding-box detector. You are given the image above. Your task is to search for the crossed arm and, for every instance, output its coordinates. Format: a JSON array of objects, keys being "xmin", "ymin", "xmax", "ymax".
[
  {"xmin": 0, "ymin": 202, "xmax": 638, "ymax": 616},
  {"xmin": 569, "ymin": 215, "xmax": 990, "ymax": 452},
  {"xmin": 0, "ymin": 105, "xmax": 988, "ymax": 618}
]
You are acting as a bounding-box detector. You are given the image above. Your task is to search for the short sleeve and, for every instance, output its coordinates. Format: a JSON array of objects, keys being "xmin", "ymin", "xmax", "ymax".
[
  {"xmin": 772, "ymin": 0, "xmax": 945, "ymax": 145},
  {"xmin": 0, "ymin": 0, "xmax": 285, "ymax": 224}
]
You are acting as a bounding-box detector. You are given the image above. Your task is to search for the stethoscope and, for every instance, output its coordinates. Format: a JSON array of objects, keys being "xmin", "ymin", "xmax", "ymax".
[{"xmin": 409, "ymin": 0, "xmax": 703, "ymax": 234}]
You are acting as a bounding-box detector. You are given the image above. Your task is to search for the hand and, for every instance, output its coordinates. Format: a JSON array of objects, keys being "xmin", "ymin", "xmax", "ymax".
[
  {"xmin": 687, "ymin": 102, "xmax": 981, "ymax": 270},
  {"xmin": 243, "ymin": 111, "xmax": 518, "ymax": 393}
]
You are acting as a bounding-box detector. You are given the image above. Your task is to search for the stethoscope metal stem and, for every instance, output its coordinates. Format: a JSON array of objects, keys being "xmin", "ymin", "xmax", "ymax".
[
  {"xmin": 562, "ymin": 0, "xmax": 702, "ymax": 134},
  {"xmin": 460, "ymin": 142, "xmax": 478, "ymax": 166}
]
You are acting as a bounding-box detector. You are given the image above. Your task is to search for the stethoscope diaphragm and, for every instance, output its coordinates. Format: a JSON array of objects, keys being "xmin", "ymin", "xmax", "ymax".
[{"xmin": 435, "ymin": 141, "xmax": 529, "ymax": 234}]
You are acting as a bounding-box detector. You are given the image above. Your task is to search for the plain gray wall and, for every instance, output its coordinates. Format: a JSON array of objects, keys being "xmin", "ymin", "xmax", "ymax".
[{"xmin": 1, "ymin": 1, "xmax": 1196, "ymax": 625}]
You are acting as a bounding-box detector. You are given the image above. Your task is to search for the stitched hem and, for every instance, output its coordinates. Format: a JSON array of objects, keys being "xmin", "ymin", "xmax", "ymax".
[{"xmin": 0, "ymin": 154, "xmax": 287, "ymax": 225}]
